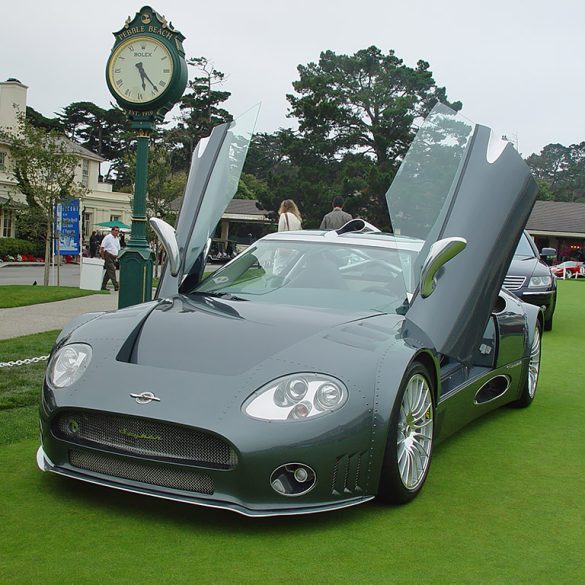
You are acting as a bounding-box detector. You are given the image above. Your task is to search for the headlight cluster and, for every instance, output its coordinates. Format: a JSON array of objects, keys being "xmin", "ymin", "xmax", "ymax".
[
  {"xmin": 244, "ymin": 374, "xmax": 348, "ymax": 421},
  {"xmin": 529, "ymin": 276, "xmax": 552, "ymax": 288},
  {"xmin": 47, "ymin": 343, "xmax": 92, "ymax": 389}
]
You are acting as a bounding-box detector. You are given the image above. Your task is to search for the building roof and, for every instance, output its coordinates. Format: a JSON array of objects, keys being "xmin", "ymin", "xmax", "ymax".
[
  {"xmin": 225, "ymin": 199, "xmax": 268, "ymax": 216},
  {"xmin": 526, "ymin": 200, "xmax": 585, "ymax": 237},
  {"xmin": 170, "ymin": 197, "xmax": 270, "ymax": 220},
  {"xmin": 60, "ymin": 137, "xmax": 104, "ymax": 162}
]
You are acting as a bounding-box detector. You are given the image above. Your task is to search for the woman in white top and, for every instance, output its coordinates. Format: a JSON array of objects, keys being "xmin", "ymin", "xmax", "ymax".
[{"xmin": 278, "ymin": 199, "xmax": 302, "ymax": 231}]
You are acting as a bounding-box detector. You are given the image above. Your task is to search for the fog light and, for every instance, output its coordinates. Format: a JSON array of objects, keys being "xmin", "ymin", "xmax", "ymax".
[
  {"xmin": 270, "ymin": 463, "xmax": 316, "ymax": 496},
  {"xmin": 293, "ymin": 467, "xmax": 309, "ymax": 482}
]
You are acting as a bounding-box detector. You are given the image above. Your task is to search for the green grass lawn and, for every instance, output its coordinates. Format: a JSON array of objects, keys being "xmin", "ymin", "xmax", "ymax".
[
  {"xmin": 0, "ymin": 281, "xmax": 584, "ymax": 584},
  {"xmin": 0, "ymin": 285, "xmax": 108, "ymax": 308},
  {"xmin": 0, "ymin": 330, "xmax": 59, "ymax": 413}
]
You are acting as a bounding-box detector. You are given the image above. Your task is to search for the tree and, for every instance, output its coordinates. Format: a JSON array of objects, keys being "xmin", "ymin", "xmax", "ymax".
[
  {"xmin": 26, "ymin": 106, "xmax": 62, "ymax": 132},
  {"xmin": 58, "ymin": 102, "xmax": 133, "ymax": 184},
  {"xmin": 235, "ymin": 173, "xmax": 270, "ymax": 201},
  {"xmin": 0, "ymin": 116, "xmax": 87, "ymax": 285},
  {"xmin": 285, "ymin": 46, "xmax": 462, "ymax": 227},
  {"xmin": 165, "ymin": 57, "xmax": 233, "ymax": 172},
  {"xmin": 527, "ymin": 142, "xmax": 585, "ymax": 202},
  {"xmin": 124, "ymin": 142, "xmax": 187, "ymax": 224}
]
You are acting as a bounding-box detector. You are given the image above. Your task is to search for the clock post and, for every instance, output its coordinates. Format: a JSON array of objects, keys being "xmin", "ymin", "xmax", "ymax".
[{"xmin": 106, "ymin": 5, "xmax": 187, "ymax": 308}]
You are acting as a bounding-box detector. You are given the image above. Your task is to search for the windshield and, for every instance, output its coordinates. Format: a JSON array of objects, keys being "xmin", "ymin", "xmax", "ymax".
[
  {"xmin": 191, "ymin": 238, "xmax": 411, "ymax": 314},
  {"xmin": 386, "ymin": 103, "xmax": 476, "ymax": 294}
]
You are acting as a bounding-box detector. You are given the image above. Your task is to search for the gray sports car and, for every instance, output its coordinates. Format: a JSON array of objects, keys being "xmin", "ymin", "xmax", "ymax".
[{"xmin": 37, "ymin": 104, "xmax": 543, "ymax": 517}]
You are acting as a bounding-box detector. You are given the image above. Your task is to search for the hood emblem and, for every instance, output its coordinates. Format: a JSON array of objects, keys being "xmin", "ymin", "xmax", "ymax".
[{"xmin": 130, "ymin": 392, "xmax": 161, "ymax": 404}]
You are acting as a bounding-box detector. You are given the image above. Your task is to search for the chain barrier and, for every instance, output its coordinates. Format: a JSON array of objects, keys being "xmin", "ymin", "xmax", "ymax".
[{"xmin": 0, "ymin": 355, "xmax": 50, "ymax": 368}]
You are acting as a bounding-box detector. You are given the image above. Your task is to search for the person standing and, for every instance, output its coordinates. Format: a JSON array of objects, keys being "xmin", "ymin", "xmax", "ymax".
[
  {"xmin": 89, "ymin": 231, "xmax": 99, "ymax": 258},
  {"xmin": 278, "ymin": 200, "xmax": 302, "ymax": 232},
  {"xmin": 100, "ymin": 227, "xmax": 120, "ymax": 291},
  {"xmin": 320, "ymin": 196, "xmax": 352, "ymax": 230}
]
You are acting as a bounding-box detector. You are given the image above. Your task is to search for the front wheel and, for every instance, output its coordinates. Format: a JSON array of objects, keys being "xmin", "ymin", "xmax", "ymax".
[
  {"xmin": 378, "ymin": 362, "xmax": 435, "ymax": 504},
  {"xmin": 512, "ymin": 322, "xmax": 542, "ymax": 408}
]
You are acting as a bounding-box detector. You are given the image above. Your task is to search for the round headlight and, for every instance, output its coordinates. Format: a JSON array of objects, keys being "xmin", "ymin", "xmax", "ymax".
[
  {"xmin": 314, "ymin": 382, "xmax": 343, "ymax": 410},
  {"xmin": 244, "ymin": 373, "xmax": 348, "ymax": 421},
  {"xmin": 274, "ymin": 378, "xmax": 309, "ymax": 406},
  {"xmin": 47, "ymin": 343, "xmax": 92, "ymax": 389},
  {"xmin": 287, "ymin": 378, "xmax": 308, "ymax": 401}
]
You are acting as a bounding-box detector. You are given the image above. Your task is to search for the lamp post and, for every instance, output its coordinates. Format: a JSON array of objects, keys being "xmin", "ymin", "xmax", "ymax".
[{"xmin": 105, "ymin": 5, "xmax": 187, "ymax": 308}]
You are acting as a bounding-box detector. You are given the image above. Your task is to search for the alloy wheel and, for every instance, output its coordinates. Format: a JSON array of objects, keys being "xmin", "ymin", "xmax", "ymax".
[{"xmin": 396, "ymin": 373, "xmax": 434, "ymax": 490}]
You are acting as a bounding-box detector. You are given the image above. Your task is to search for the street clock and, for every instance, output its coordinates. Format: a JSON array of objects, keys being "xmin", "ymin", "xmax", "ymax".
[
  {"xmin": 106, "ymin": 5, "xmax": 187, "ymax": 118},
  {"xmin": 105, "ymin": 6, "xmax": 188, "ymax": 309}
]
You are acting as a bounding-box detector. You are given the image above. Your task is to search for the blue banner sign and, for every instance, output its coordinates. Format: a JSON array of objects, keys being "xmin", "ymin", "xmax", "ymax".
[{"xmin": 54, "ymin": 199, "xmax": 81, "ymax": 255}]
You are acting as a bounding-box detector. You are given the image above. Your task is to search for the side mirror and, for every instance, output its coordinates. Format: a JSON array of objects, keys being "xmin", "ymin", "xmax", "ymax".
[
  {"xmin": 420, "ymin": 237, "xmax": 467, "ymax": 299},
  {"xmin": 540, "ymin": 247, "xmax": 556, "ymax": 259},
  {"xmin": 149, "ymin": 217, "xmax": 181, "ymax": 277}
]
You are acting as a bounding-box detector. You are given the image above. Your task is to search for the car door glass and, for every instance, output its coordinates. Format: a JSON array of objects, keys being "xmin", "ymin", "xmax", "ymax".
[
  {"xmin": 385, "ymin": 103, "xmax": 475, "ymax": 295},
  {"xmin": 182, "ymin": 105, "xmax": 260, "ymax": 277}
]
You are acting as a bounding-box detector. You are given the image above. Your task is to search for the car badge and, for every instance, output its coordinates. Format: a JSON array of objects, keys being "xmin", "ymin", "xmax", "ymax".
[{"xmin": 129, "ymin": 391, "xmax": 161, "ymax": 404}]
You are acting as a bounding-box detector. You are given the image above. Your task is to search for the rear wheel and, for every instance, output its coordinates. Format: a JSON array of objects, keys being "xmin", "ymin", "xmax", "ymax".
[
  {"xmin": 512, "ymin": 322, "xmax": 542, "ymax": 408},
  {"xmin": 378, "ymin": 362, "xmax": 435, "ymax": 504}
]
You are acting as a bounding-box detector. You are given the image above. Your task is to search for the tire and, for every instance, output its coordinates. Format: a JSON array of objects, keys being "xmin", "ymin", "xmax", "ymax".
[
  {"xmin": 512, "ymin": 322, "xmax": 542, "ymax": 408},
  {"xmin": 378, "ymin": 362, "xmax": 435, "ymax": 504}
]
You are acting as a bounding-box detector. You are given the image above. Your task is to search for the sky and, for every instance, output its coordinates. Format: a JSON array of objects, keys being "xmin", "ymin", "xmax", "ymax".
[{"xmin": 1, "ymin": 0, "xmax": 583, "ymax": 157}]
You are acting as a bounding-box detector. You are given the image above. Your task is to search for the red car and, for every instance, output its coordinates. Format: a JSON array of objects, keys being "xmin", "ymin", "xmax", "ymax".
[{"xmin": 551, "ymin": 261, "xmax": 585, "ymax": 279}]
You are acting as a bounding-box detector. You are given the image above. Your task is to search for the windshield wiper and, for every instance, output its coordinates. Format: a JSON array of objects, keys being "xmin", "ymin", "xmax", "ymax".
[{"xmin": 190, "ymin": 291, "xmax": 246, "ymax": 301}]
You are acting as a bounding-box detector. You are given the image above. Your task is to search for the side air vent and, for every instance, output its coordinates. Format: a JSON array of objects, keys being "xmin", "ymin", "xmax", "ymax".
[
  {"xmin": 332, "ymin": 451, "xmax": 368, "ymax": 495},
  {"xmin": 474, "ymin": 375, "xmax": 510, "ymax": 404}
]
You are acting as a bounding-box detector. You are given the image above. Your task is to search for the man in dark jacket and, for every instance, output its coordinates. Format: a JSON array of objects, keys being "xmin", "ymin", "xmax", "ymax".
[
  {"xmin": 89, "ymin": 231, "xmax": 99, "ymax": 258},
  {"xmin": 320, "ymin": 196, "xmax": 352, "ymax": 230}
]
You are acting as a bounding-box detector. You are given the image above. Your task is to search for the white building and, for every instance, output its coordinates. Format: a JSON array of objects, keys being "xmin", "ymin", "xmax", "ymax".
[{"xmin": 0, "ymin": 78, "xmax": 131, "ymax": 243}]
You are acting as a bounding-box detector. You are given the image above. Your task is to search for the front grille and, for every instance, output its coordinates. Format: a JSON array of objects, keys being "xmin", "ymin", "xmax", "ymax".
[
  {"xmin": 503, "ymin": 275, "xmax": 526, "ymax": 291},
  {"xmin": 69, "ymin": 449, "xmax": 214, "ymax": 494},
  {"xmin": 53, "ymin": 410, "xmax": 237, "ymax": 469}
]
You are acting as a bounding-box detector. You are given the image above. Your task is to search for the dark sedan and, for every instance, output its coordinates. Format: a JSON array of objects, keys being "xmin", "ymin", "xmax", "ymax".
[{"xmin": 504, "ymin": 231, "xmax": 557, "ymax": 330}]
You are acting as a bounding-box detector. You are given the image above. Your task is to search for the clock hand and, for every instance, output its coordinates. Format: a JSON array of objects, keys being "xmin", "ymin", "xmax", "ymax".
[
  {"xmin": 135, "ymin": 62, "xmax": 159, "ymax": 92},
  {"xmin": 135, "ymin": 62, "xmax": 147, "ymax": 91}
]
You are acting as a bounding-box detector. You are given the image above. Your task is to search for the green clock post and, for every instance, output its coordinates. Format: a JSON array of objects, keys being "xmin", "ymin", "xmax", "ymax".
[{"xmin": 106, "ymin": 6, "xmax": 187, "ymax": 308}]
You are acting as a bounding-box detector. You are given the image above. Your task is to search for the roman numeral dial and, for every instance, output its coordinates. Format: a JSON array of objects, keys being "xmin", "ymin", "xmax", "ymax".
[{"xmin": 108, "ymin": 36, "xmax": 174, "ymax": 105}]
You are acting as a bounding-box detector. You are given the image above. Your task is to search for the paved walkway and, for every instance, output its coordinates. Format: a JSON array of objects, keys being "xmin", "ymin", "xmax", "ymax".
[{"xmin": 0, "ymin": 293, "xmax": 119, "ymax": 340}]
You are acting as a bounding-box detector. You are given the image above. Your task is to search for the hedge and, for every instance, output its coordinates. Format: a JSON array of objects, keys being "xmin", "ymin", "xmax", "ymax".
[{"xmin": 0, "ymin": 238, "xmax": 39, "ymax": 258}]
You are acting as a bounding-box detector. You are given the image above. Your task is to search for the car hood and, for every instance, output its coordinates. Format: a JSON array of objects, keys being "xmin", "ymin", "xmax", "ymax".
[
  {"xmin": 507, "ymin": 256, "xmax": 545, "ymax": 279},
  {"xmin": 122, "ymin": 295, "xmax": 402, "ymax": 376}
]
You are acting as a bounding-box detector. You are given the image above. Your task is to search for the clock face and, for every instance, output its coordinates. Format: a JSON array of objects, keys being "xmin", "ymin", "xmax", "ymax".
[{"xmin": 108, "ymin": 36, "xmax": 174, "ymax": 105}]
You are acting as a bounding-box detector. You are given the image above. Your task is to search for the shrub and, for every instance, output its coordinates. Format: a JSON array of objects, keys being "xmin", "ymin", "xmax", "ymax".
[{"xmin": 0, "ymin": 238, "xmax": 38, "ymax": 260}]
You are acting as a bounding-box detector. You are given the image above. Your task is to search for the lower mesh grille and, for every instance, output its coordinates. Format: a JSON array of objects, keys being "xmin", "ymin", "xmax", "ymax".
[
  {"xmin": 69, "ymin": 449, "xmax": 214, "ymax": 494},
  {"xmin": 53, "ymin": 410, "xmax": 237, "ymax": 469}
]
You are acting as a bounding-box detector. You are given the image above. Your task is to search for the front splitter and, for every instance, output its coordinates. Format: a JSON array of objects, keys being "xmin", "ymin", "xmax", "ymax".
[{"xmin": 36, "ymin": 447, "xmax": 373, "ymax": 518}]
